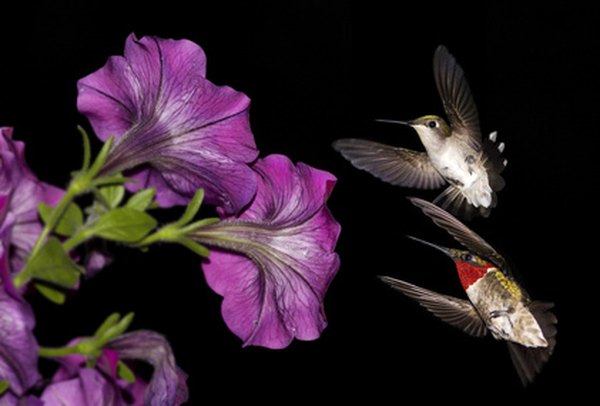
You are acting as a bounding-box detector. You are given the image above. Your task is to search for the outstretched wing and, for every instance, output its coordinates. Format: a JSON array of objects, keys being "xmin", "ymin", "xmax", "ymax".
[
  {"xmin": 433, "ymin": 45, "xmax": 481, "ymax": 150},
  {"xmin": 507, "ymin": 301, "xmax": 557, "ymax": 386},
  {"xmin": 408, "ymin": 197, "xmax": 509, "ymax": 272},
  {"xmin": 332, "ymin": 138, "xmax": 446, "ymax": 189},
  {"xmin": 379, "ymin": 276, "xmax": 487, "ymax": 337}
]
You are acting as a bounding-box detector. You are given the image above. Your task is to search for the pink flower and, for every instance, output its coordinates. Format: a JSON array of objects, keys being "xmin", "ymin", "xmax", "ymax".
[
  {"xmin": 194, "ymin": 154, "xmax": 341, "ymax": 349},
  {"xmin": 77, "ymin": 34, "xmax": 258, "ymax": 213}
]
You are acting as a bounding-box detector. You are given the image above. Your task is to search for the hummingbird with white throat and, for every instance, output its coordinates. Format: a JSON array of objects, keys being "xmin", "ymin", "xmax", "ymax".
[
  {"xmin": 379, "ymin": 197, "xmax": 557, "ymax": 386},
  {"xmin": 333, "ymin": 45, "xmax": 507, "ymax": 219}
]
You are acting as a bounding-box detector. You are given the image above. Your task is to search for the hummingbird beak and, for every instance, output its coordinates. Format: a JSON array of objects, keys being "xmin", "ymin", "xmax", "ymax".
[
  {"xmin": 406, "ymin": 235, "xmax": 452, "ymax": 257},
  {"xmin": 375, "ymin": 119, "xmax": 412, "ymax": 126}
]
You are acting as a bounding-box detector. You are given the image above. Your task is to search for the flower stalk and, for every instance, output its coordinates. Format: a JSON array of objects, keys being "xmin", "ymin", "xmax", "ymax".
[
  {"xmin": 14, "ymin": 135, "xmax": 121, "ymax": 289},
  {"xmin": 38, "ymin": 312, "xmax": 134, "ymax": 359}
]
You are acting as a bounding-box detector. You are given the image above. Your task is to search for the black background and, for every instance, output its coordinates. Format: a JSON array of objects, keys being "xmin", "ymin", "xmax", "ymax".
[{"xmin": 0, "ymin": 1, "xmax": 595, "ymax": 402}]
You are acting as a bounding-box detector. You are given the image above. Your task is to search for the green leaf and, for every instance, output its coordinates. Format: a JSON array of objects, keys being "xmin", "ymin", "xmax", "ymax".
[
  {"xmin": 78, "ymin": 125, "xmax": 92, "ymax": 172},
  {"xmin": 178, "ymin": 237, "xmax": 211, "ymax": 257},
  {"xmin": 34, "ymin": 284, "xmax": 66, "ymax": 304},
  {"xmin": 94, "ymin": 313, "xmax": 121, "ymax": 338},
  {"xmin": 25, "ymin": 238, "xmax": 82, "ymax": 288},
  {"xmin": 117, "ymin": 312, "xmax": 135, "ymax": 334},
  {"xmin": 0, "ymin": 379, "xmax": 10, "ymax": 395},
  {"xmin": 126, "ymin": 188, "xmax": 156, "ymax": 211},
  {"xmin": 174, "ymin": 189, "xmax": 204, "ymax": 227},
  {"xmin": 98, "ymin": 183, "xmax": 125, "ymax": 209},
  {"xmin": 102, "ymin": 312, "xmax": 135, "ymax": 342},
  {"xmin": 92, "ymin": 208, "xmax": 157, "ymax": 243},
  {"xmin": 38, "ymin": 202, "xmax": 84, "ymax": 237},
  {"xmin": 117, "ymin": 361, "xmax": 136, "ymax": 384},
  {"xmin": 87, "ymin": 136, "xmax": 114, "ymax": 179}
]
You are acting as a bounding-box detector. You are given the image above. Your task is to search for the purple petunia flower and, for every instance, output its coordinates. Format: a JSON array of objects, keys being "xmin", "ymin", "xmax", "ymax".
[
  {"xmin": 194, "ymin": 154, "xmax": 341, "ymax": 349},
  {"xmin": 0, "ymin": 286, "xmax": 40, "ymax": 398},
  {"xmin": 0, "ymin": 393, "xmax": 42, "ymax": 405},
  {"xmin": 0, "ymin": 127, "xmax": 63, "ymax": 293},
  {"xmin": 77, "ymin": 34, "xmax": 259, "ymax": 213},
  {"xmin": 107, "ymin": 331, "xmax": 188, "ymax": 406},
  {"xmin": 42, "ymin": 331, "xmax": 188, "ymax": 406},
  {"xmin": 41, "ymin": 368, "xmax": 126, "ymax": 406}
]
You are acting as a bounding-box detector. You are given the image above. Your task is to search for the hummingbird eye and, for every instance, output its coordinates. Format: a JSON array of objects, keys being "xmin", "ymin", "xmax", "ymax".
[
  {"xmin": 427, "ymin": 120, "xmax": 437, "ymax": 128},
  {"xmin": 464, "ymin": 254, "xmax": 472, "ymax": 262}
]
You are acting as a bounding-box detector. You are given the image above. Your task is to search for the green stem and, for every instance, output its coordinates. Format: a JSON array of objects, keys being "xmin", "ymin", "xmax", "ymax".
[
  {"xmin": 62, "ymin": 229, "xmax": 93, "ymax": 252},
  {"xmin": 39, "ymin": 344, "xmax": 82, "ymax": 358},
  {"xmin": 136, "ymin": 224, "xmax": 179, "ymax": 246},
  {"xmin": 138, "ymin": 217, "xmax": 220, "ymax": 247},
  {"xmin": 15, "ymin": 177, "xmax": 94, "ymax": 289},
  {"xmin": 29, "ymin": 136, "xmax": 115, "ymax": 260},
  {"xmin": 16, "ymin": 140, "xmax": 119, "ymax": 289},
  {"xmin": 30, "ymin": 187, "xmax": 77, "ymax": 258}
]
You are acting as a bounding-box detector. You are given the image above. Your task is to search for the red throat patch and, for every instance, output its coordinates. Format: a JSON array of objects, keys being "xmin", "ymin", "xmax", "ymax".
[{"xmin": 455, "ymin": 261, "xmax": 488, "ymax": 290}]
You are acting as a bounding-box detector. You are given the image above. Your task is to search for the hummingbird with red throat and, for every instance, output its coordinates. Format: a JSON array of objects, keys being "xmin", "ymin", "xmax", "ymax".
[
  {"xmin": 333, "ymin": 45, "xmax": 507, "ymax": 219},
  {"xmin": 379, "ymin": 197, "xmax": 557, "ymax": 386}
]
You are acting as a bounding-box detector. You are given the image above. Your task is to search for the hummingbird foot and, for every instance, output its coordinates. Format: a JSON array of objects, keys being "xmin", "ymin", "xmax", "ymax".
[
  {"xmin": 488, "ymin": 309, "xmax": 515, "ymax": 341},
  {"xmin": 488, "ymin": 304, "xmax": 549, "ymax": 349},
  {"xmin": 490, "ymin": 309, "xmax": 513, "ymax": 321}
]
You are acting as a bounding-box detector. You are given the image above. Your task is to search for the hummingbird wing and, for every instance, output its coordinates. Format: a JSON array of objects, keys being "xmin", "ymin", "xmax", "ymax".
[
  {"xmin": 379, "ymin": 276, "xmax": 488, "ymax": 337},
  {"xmin": 507, "ymin": 301, "xmax": 557, "ymax": 386},
  {"xmin": 433, "ymin": 45, "xmax": 482, "ymax": 151},
  {"xmin": 332, "ymin": 139, "xmax": 446, "ymax": 189},
  {"xmin": 408, "ymin": 197, "xmax": 509, "ymax": 272}
]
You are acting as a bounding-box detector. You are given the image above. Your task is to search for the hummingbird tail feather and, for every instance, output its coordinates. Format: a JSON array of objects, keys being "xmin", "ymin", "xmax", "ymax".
[
  {"xmin": 433, "ymin": 186, "xmax": 490, "ymax": 220},
  {"xmin": 483, "ymin": 131, "xmax": 507, "ymax": 192},
  {"xmin": 506, "ymin": 301, "xmax": 557, "ymax": 386}
]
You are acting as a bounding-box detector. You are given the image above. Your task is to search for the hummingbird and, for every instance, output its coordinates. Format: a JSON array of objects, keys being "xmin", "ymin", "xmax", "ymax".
[
  {"xmin": 333, "ymin": 45, "xmax": 507, "ymax": 219},
  {"xmin": 379, "ymin": 197, "xmax": 557, "ymax": 386}
]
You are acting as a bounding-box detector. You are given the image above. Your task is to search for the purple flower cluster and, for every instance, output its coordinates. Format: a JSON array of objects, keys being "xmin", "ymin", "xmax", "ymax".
[
  {"xmin": 0, "ymin": 128, "xmax": 188, "ymax": 403},
  {"xmin": 41, "ymin": 332, "xmax": 188, "ymax": 405},
  {"xmin": 0, "ymin": 128, "xmax": 54, "ymax": 399},
  {"xmin": 1, "ymin": 33, "xmax": 340, "ymax": 404},
  {"xmin": 77, "ymin": 34, "xmax": 341, "ymax": 349}
]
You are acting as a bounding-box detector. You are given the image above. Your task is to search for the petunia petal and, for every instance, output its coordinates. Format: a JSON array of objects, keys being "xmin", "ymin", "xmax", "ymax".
[
  {"xmin": 107, "ymin": 330, "xmax": 188, "ymax": 406},
  {"xmin": 0, "ymin": 392, "xmax": 43, "ymax": 405},
  {"xmin": 243, "ymin": 155, "xmax": 337, "ymax": 224},
  {"xmin": 78, "ymin": 34, "xmax": 258, "ymax": 213},
  {"xmin": 83, "ymin": 249, "xmax": 114, "ymax": 278},
  {"xmin": 41, "ymin": 368, "xmax": 122, "ymax": 406},
  {"xmin": 198, "ymin": 154, "xmax": 341, "ymax": 348},
  {"xmin": 0, "ymin": 127, "xmax": 65, "ymax": 280},
  {"xmin": 0, "ymin": 288, "xmax": 40, "ymax": 395}
]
